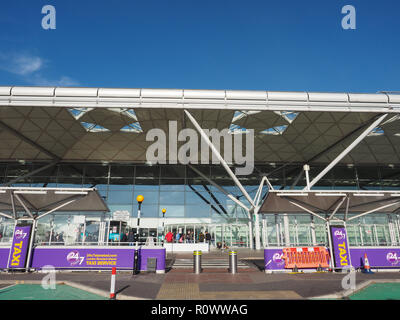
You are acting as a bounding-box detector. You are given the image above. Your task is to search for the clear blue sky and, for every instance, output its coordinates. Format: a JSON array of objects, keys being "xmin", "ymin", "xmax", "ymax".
[{"xmin": 0, "ymin": 0, "xmax": 399, "ymax": 92}]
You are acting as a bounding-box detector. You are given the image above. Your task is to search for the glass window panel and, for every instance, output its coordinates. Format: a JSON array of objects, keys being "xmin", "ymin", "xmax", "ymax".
[
  {"xmin": 135, "ymin": 204, "xmax": 159, "ymax": 218},
  {"xmin": 186, "ymin": 204, "xmax": 210, "ymax": 218},
  {"xmin": 289, "ymin": 225, "xmax": 297, "ymax": 246},
  {"xmin": 159, "ymin": 191, "xmax": 184, "ymax": 204},
  {"xmin": 51, "ymin": 215, "xmax": 70, "ymax": 245},
  {"xmin": 58, "ymin": 164, "xmax": 84, "ymax": 177},
  {"xmin": 135, "ymin": 185, "xmax": 159, "ymax": 191},
  {"xmin": 375, "ymin": 225, "xmax": 390, "ymax": 246},
  {"xmin": 0, "ymin": 218, "xmax": 15, "ymax": 243},
  {"xmin": 85, "ymin": 221, "xmax": 100, "ymax": 243},
  {"xmin": 84, "ymin": 164, "xmax": 109, "ymax": 178},
  {"xmin": 185, "ymin": 190, "xmax": 211, "ymax": 204},
  {"xmin": 159, "ymin": 205, "xmax": 185, "ymax": 217},
  {"xmin": 35, "ymin": 215, "xmax": 52, "ymax": 244},
  {"xmin": 135, "ymin": 166, "xmax": 160, "ymax": 179},
  {"xmin": 186, "ymin": 166, "xmax": 210, "ymax": 178},
  {"xmin": 160, "ymin": 180, "xmax": 185, "ymax": 191},
  {"xmin": 84, "ymin": 177, "xmax": 109, "ymax": 187},
  {"xmin": 107, "ymin": 190, "xmax": 133, "ymax": 204},
  {"xmin": 110, "ymin": 165, "xmax": 134, "ymax": 177},
  {"xmin": 108, "ymin": 182, "xmax": 133, "ymax": 190},
  {"xmin": 297, "ymin": 225, "xmax": 311, "ymax": 246},
  {"xmin": 361, "ymin": 225, "xmax": 375, "ymax": 246},
  {"xmin": 161, "ymin": 166, "xmax": 186, "ymax": 178},
  {"xmin": 347, "ymin": 225, "xmax": 360, "ymax": 246},
  {"xmin": 95, "ymin": 184, "xmax": 109, "ymax": 191},
  {"xmin": 315, "ymin": 224, "xmax": 327, "ymax": 246}
]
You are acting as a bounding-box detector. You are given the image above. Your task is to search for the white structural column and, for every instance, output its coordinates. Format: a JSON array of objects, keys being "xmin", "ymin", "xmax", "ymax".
[
  {"xmin": 184, "ymin": 110, "xmax": 256, "ymax": 207},
  {"xmin": 184, "ymin": 109, "xmax": 256, "ymax": 248},
  {"xmin": 254, "ymin": 206, "xmax": 261, "ymax": 249},
  {"xmin": 306, "ymin": 114, "xmax": 388, "ymax": 190},
  {"xmin": 253, "ymin": 176, "xmax": 273, "ymax": 250},
  {"xmin": 283, "ymin": 214, "xmax": 291, "ymax": 246}
]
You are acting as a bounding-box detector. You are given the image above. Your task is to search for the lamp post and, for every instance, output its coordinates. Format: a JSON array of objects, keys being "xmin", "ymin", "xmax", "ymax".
[
  {"xmin": 136, "ymin": 195, "xmax": 144, "ymax": 244},
  {"xmin": 162, "ymin": 208, "xmax": 166, "ymax": 245}
]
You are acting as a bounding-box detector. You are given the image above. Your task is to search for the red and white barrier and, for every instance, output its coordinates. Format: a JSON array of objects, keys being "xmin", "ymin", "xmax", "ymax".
[{"xmin": 110, "ymin": 267, "xmax": 116, "ymax": 299}]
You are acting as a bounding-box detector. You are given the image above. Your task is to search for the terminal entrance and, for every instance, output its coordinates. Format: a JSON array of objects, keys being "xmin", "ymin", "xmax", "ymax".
[{"xmin": 164, "ymin": 223, "xmax": 250, "ymax": 248}]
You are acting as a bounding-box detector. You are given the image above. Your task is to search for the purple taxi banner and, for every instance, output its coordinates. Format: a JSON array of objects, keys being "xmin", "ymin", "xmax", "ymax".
[
  {"xmin": 0, "ymin": 248, "xmax": 10, "ymax": 269},
  {"xmin": 137, "ymin": 248, "xmax": 166, "ymax": 271},
  {"xmin": 264, "ymin": 248, "xmax": 286, "ymax": 271},
  {"xmin": 330, "ymin": 226, "xmax": 351, "ymax": 268},
  {"xmin": 350, "ymin": 248, "xmax": 400, "ymax": 268},
  {"xmin": 264, "ymin": 247, "xmax": 400, "ymax": 271},
  {"xmin": 8, "ymin": 225, "xmax": 32, "ymax": 269},
  {"xmin": 31, "ymin": 248, "xmax": 135, "ymax": 269}
]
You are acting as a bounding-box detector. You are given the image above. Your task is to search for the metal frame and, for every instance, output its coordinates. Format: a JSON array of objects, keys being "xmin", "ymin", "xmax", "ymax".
[
  {"xmin": 184, "ymin": 110, "xmax": 257, "ymax": 249},
  {"xmin": 306, "ymin": 114, "xmax": 388, "ymax": 190}
]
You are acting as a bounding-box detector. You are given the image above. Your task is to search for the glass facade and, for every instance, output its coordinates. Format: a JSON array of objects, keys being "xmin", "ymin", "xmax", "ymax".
[{"xmin": 0, "ymin": 162, "xmax": 399, "ymax": 248}]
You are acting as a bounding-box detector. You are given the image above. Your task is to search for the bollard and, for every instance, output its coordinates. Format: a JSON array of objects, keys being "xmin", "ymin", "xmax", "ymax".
[
  {"xmin": 110, "ymin": 267, "xmax": 116, "ymax": 299},
  {"xmin": 228, "ymin": 251, "xmax": 238, "ymax": 274},
  {"xmin": 193, "ymin": 250, "xmax": 202, "ymax": 274}
]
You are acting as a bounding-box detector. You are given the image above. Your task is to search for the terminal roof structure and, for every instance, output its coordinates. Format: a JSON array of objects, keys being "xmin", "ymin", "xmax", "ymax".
[{"xmin": 0, "ymin": 86, "xmax": 399, "ymax": 165}]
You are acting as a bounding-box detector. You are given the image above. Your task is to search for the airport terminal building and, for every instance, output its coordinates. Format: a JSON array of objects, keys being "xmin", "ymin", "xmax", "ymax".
[{"xmin": 0, "ymin": 86, "xmax": 400, "ymax": 259}]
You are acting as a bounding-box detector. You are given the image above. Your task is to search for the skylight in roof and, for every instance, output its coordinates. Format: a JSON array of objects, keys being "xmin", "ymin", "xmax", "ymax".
[
  {"xmin": 228, "ymin": 124, "xmax": 249, "ymax": 134},
  {"xmin": 80, "ymin": 122, "xmax": 110, "ymax": 132},
  {"xmin": 368, "ymin": 127, "xmax": 385, "ymax": 136},
  {"xmin": 231, "ymin": 110, "xmax": 261, "ymax": 123},
  {"xmin": 68, "ymin": 108, "xmax": 93, "ymax": 120},
  {"xmin": 260, "ymin": 125, "xmax": 288, "ymax": 135},
  {"xmin": 120, "ymin": 122, "xmax": 143, "ymax": 133},
  {"xmin": 274, "ymin": 111, "xmax": 299, "ymax": 123}
]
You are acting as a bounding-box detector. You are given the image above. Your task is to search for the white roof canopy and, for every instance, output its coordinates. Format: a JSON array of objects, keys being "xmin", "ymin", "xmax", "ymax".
[
  {"xmin": 0, "ymin": 86, "xmax": 399, "ymax": 165},
  {"xmin": 260, "ymin": 190, "xmax": 400, "ymax": 221},
  {"xmin": 0, "ymin": 187, "xmax": 109, "ymax": 221}
]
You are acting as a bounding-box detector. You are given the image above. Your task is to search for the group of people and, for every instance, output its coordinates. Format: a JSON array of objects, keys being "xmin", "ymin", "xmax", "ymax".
[
  {"xmin": 164, "ymin": 230, "xmax": 212, "ymax": 244},
  {"xmin": 121, "ymin": 229, "xmax": 138, "ymax": 245},
  {"xmin": 44, "ymin": 231, "xmax": 64, "ymax": 244}
]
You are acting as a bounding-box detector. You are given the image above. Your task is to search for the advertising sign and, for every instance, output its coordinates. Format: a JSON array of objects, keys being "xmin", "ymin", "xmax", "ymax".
[
  {"xmin": 264, "ymin": 248, "xmax": 286, "ymax": 271},
  {"xmin": 264, "ymin": 247, "xmax": 400, "ymax": 272},
  {"xmin": 7, "ymin": 225, "xmax": 32, "ymax": 269},
  {"xmin": 350, "ymin": 248, "xmax": 400, "ymax": 268},
  {"xmin": 31, "ymin": 247, "xmax": 135, "ymax": 269},
  {"xmin": 330, "ymin": 225, "xmax": 351, "ymax": 269},
  {"xmin": 112, "ymin": 210, "xmax": 130, "ymax": 222}
]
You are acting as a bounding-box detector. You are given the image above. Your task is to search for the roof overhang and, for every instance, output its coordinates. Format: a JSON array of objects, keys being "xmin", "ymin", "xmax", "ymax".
[
  {"xmin": 0, "ymin": 86, "xmax": 400, "ymax": 167},
  {"xmin": 259, "ymin": 190, "xmax": 400, "ymax": 220},
  {"xmin": 1, "ymin": 87, "xmax": 400, "ymax": 113},
  {"xmin": 0, "ymin": 187, "xmax": 109, "ymax": 221}
]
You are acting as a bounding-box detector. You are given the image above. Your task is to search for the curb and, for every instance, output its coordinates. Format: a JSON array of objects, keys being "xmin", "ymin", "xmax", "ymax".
[
  {"xmin": 0, "ymin": 280, "xmax": 147, "ymax": 300},
  {"xmin": 310, "ymin": 279, "xmax": 400, "ymax": 299}
]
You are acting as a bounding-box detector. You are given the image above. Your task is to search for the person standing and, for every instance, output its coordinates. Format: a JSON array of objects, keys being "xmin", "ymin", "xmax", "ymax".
[
  {"xmin": 121, "ymin": 231, "xmax": 129, "ymax": 244},
  {"xmin": 128, "ymin": 230, "xmax": 135, "ymax": 246},
  {"xmin": 165, "ymin": 231, "xmax": 174, "ymax": 243},
  {"xmin": 205, "ymin": 231, "xmax": 211, "ymax": 244}
]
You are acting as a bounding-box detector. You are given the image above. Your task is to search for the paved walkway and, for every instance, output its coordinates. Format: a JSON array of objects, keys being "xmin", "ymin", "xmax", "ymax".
[{"xmin": 0, "ymin": 249, "xmax": 399, "ymax": 300}]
